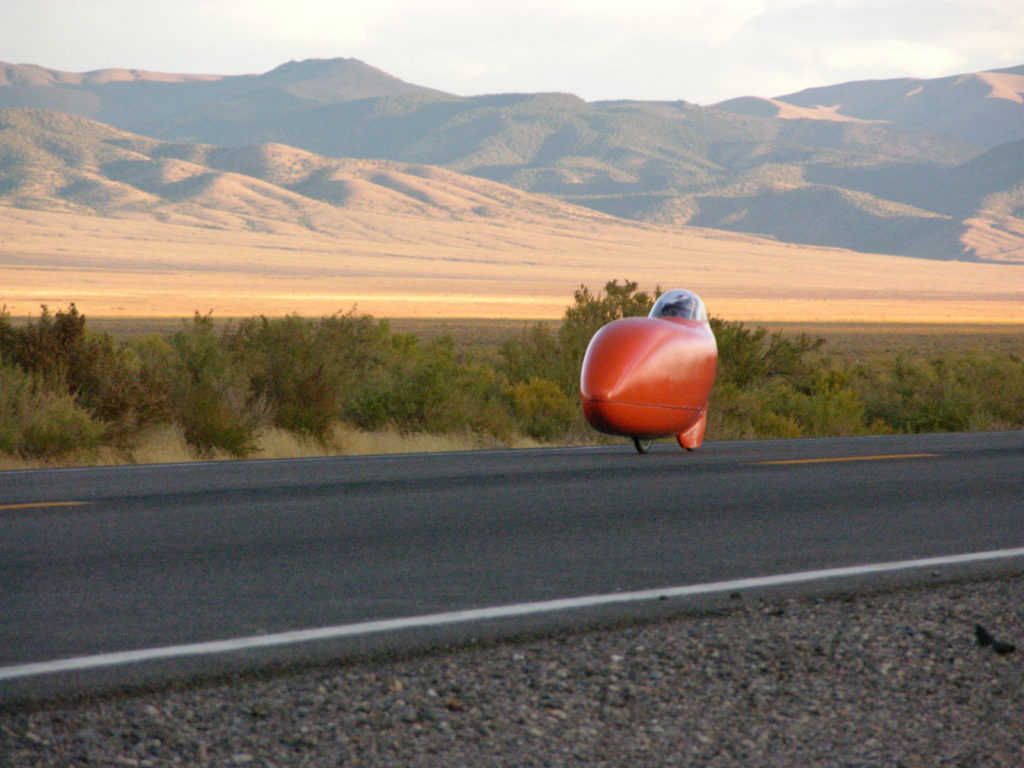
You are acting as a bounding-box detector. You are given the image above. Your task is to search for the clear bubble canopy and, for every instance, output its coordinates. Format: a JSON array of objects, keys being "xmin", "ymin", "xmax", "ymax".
[{"xmin": 648, "ymin": 289, "xmax": 708, "ymax": 322}]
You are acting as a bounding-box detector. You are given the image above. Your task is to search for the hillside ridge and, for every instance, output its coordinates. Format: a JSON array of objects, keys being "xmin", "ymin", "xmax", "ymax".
[{"xmin": 0, "ymin": 107, "xmax": 620, "ymax": 233}]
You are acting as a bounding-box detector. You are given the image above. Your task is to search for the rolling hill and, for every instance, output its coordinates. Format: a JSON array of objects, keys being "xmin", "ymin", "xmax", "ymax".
[
  {"xmin": 1, "ymin": 58, "xmax": 1022, "ymax": 262},
  {"xmin": 0, "ymin": 108, "xmax": 612, "ymax": 233}
]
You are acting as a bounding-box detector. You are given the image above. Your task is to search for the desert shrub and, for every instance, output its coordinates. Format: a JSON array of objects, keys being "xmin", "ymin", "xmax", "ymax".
[
  {"xmin": 344, "ymin": 372, "xmax": 395, "ymax": 431},
  {"xmin": 225, "ymin": 311, "xmax": 403, "ymax": 442},
  {"xmin": 176, "ymin": 383, "xmax": 261, "ymax": 458},
  {"xmin": 960, "ymin": 353, "xmax": 1024, "ymax": 429},
  {"xmin": 20, "ymin": 394, "xmax": 104, "ymax": 458},
  {"xmin": 1, "ymin": 304, "xmax": 108, "ymax": 398},
  {"xmin": 705, "ymin": 380, "xmax": 803, "ymax": 440},
  {"xmin": 226, "ymin": 315, "xmax": 341, "ymax": 441},
  {"xmin": 170, "ymin": 313, "xmax": 266, "ymax": 457},
  {"xmin": 0, "ymin": 363, "xmax": 102, "ymax": 458},
  {"xmin": 346, "ymin": 336, "xmax": 439, "ymax": 432},
  {"xmin": 348, "ymin": 334, "xmax": 516, "ymax": 439},
  {"xmin": 500, "ymin": 279, "xmax": 658, "ymax": 395},
  {"xmin": 0, "ymin": 304, "xmax": 85, "ymax": 383},
  {"xmin": 750, "ymin": 403, "xmax": 804, "ymax": 439},
  {"xmin": 314, "ymin": 311, "xmax": 396, "ymax": 379},
  {"xmin": 437, "ymin": 361, "xmax": 517, "ymax": 439},
  {"xmin": 710, "ymin": 318, "xmax": 825, "ymax": 389},
  {"xmin": 73, "ymin": 334, "xmax": 174, "ymax": 444},
  {"xmin": 704, "ymin": 381, "xmax": 759, "ymax": 440},
  {"xmin": 855, "ymin": 352, "xmax": 1024, "ymax": 434},
  {"xmin": 761, "ymin": 376, "xmax": 870, "ymax": 438},
  {"xmin": 0, "ymin": 363, "xmax": 39, "ymax": 454},
  {"xmin": 127, "ymin": 335, "xmax": 177, "ymax": 424},
  {"xmin": 0, "ymin": 304, "xmax": 171, "ymax": 442},
  {"xmin": 856, "ymin": 354, "xmax": 971, "ymax": 433},
  {"xmin": 508, "ymin": 376, "xmax": 577, "ymax": 440},
  {"xmin": 498, "ymin": 323, "xmax": 563, "ymax": 388}
]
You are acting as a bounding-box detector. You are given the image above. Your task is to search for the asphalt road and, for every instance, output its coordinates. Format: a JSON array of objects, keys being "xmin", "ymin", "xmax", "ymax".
[{"xmin": 2, "ymin": 431, "xmax": 1022, "ymax": 702}]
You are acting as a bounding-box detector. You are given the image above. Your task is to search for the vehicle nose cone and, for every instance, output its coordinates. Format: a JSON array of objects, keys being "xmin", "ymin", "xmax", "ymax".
[
  {"xmin": 580, "ymin": 318, "xmax": 664, "ymax": 403},
  {"xmin": 579, "ymin": 316, "xmax": 717, "ymax": 439}
]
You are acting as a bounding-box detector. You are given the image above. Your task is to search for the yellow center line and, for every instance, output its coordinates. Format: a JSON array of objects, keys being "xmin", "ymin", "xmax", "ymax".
[
  {"xmin": 756, "ymin": 453, "xmax": 940, "ymax": 466},
  {"xmin": 0, "ymin": 501, "xmax": 89, "ymax": 511}
]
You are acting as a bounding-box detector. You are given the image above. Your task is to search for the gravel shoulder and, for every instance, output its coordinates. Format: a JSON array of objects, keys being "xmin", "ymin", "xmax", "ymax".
[{"xmin": 3, "ymin": 573, "xmax": 1023, "ymax": 767}]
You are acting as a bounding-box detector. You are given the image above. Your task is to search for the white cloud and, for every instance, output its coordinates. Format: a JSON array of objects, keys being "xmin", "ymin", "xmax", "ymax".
[
  {"xmin": 819, "ymin": 40, "xmax": 964, "ymax": 79},
  {"xmin": 2, "ymin": 0, "xmax": 1022, "ymax": 101},
  {"xmin": 709, "ymin": 0, "xmax": 1024, "ymax": 97}
]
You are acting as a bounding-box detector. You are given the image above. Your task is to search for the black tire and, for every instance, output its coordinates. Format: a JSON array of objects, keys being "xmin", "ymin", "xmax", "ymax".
[{"xmin": 633, "ymin": 437, "xmax": 654, "ymax": 454}]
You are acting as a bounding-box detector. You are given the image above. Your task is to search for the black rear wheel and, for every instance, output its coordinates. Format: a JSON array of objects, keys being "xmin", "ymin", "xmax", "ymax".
[{"xmin": 633, "ymin": 437, "xmax": 654, "ymax": 454}]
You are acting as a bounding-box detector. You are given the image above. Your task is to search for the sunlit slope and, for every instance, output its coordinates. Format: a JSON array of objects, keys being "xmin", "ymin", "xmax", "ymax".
[
  {"xmin": 0, "ymin": 109, "xmax": 606, "ymax": 232},
  {"xmin": 764, "ymin": 66, "xmax": 1024, "ymax": 148}
]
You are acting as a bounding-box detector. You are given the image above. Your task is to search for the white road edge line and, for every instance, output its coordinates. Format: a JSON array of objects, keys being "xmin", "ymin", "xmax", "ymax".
[{"xmin": 4, "ymin": 546, "xmax": 1024, "ymax": 682}]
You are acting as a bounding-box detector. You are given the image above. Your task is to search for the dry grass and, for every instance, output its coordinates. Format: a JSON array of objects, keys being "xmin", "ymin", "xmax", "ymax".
[
  {"xmin": 0, "ymin": 423, "xmax": 544, "ymax": 471},
  {"xmin": 328, "ymin": 424, "xmax": 541, "ymax": 456},
  {"xmin": 125, "ymin": 425, "xmax": 199, "ymax": 465},
  {"xmin": 246, "ymin": 424, "xmax": 521, "ymax": 462}
]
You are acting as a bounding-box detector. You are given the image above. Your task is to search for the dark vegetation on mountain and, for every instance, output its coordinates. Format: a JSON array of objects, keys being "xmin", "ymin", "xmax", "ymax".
[{"xmin": 1, "ymin": 58, "xmax": 1023, "ymax": 262}]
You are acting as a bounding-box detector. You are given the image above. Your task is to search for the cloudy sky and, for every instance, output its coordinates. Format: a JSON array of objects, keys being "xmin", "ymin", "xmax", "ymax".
[{"xmin": 4, "ymin": 0, "xmax": 1023, "ymax": 104}]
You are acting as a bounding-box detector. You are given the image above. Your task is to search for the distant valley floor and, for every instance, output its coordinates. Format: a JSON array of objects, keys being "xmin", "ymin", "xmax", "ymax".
[{"xmin": 2, "ymin": 206, "xmax": 1021, "ymax": 324}]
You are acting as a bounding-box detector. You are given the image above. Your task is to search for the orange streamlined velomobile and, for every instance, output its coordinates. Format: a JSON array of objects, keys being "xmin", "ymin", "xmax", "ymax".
[{"xmin": 579, "ymin": 289, "xmax": 718, "ymax": 453}]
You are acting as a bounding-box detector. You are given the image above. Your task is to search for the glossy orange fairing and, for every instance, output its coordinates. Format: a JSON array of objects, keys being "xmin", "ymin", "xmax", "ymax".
[{"xmin": 580, "ymin": 292, "xmax": 717, "ymax": 450}]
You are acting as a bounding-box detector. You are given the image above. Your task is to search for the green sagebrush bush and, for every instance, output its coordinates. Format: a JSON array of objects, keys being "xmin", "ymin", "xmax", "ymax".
[
  {"xmin": 508, "ymin": 377, "xmax": 577, "ymax": 441},
  {"xmin": 707, "ymin": 375, "xmax": 871, "ymax": 441},
  {"xmin": 224, "ymin": 312, "xmax": 389, "ymax": 442},
  {"xmin": 0, "ymin": 304, "xmax": 168, "ymax": 453},
  {"xmin": 0, "ymin": 363, "xmax": 102, "ymax": 458},
  {"xmin": 170, "ymin": 313, "xmax": 268, "ymax": 457},
  {"xmin": 709, "ymin": 318, "xmax": 824, "ymax": 390},
  {"xmin": 855, "ymin": 352, "xmax": 1024, "ymax": 434},
  {"xmin": 219, "ymin": 312, "xmax": 517, "ymax": 442},
  {"xmin": 345, "ymin": 334, "xmax": 517, "ymax": 440},
  {"xmin": 705, "ymin": 321, "xmax": 870, "ymax": 440}
]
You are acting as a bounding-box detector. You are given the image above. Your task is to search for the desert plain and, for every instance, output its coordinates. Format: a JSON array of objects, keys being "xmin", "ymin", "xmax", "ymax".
[{"xmin": 2, "ymin": 202, "xmax": 1021, "ymax": 324}]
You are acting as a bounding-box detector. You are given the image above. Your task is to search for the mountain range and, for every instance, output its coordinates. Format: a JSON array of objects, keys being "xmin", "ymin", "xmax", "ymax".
[{"xmin": 1, "ymin": 57, "xmax": 1023, "ymax": 263}]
